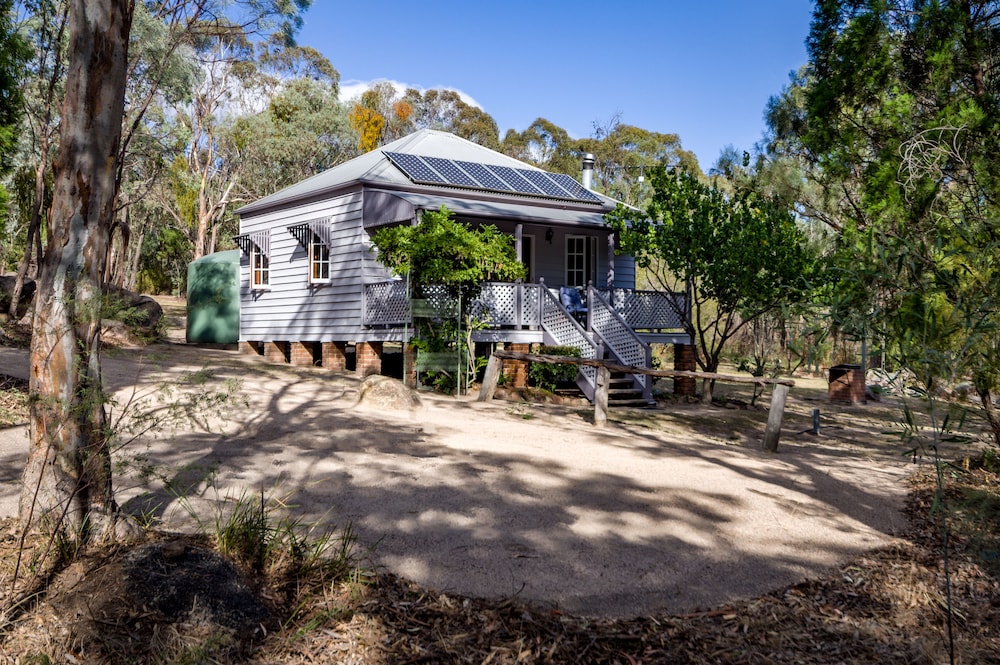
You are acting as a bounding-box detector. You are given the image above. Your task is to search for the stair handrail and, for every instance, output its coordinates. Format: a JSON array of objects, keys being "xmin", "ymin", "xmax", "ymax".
[
  {"xmin": 537, "ymin": 285, "xmax": 600, "ymax": 399},
  {"xmin": 587, "ymin": 285, "xmax": 653, "ymax": 402}
]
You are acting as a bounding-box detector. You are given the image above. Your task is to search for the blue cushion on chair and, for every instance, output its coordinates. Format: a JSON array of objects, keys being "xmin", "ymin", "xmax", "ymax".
[{"xmin": 559, "ymin": 286, "xmax": 587, "ymax": 314}]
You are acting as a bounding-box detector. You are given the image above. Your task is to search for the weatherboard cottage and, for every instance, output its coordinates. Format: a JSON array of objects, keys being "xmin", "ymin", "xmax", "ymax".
[{"xmin": 233, "ymin": 129, "xmax": 693, "ymax": 401}]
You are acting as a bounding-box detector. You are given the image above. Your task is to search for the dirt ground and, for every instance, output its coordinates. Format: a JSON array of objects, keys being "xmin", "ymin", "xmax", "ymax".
[{"xmin": 0, "ymin": 298, "xmax": 929, "ymax": 622}]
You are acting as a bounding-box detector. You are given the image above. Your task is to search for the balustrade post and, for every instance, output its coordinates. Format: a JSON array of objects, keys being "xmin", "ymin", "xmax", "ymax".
[
  {"xmin": 538, "ymin": 277, "xmax": 546, "ymax": 322},
  {"xmin": 515, "ymin": 282, "xmax": 522, "ymax": 328}
]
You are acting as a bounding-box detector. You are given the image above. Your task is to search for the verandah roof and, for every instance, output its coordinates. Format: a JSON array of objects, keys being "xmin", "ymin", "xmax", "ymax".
[{"xmin": 361, "ymin": 189, "xmax": 613, "ymax": 230}]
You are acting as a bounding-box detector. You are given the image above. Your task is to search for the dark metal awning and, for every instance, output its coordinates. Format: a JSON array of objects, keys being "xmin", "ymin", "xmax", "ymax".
[
  {"xmin": 362, "ymin": 189, "xmax": 613, "ymax": 230},
  {"xmin": 233, "ymin": 230, "xmax": 270, "ymax": 257},
  {"xmin": 287, "ymin": 217, "xmax": 333, "ymax": 250}
]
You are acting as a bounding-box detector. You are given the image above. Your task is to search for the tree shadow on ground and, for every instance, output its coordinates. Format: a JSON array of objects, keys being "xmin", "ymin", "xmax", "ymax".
[{"xmin": 102, "ymin": 344, "xmax": 911, "ymax": 619}]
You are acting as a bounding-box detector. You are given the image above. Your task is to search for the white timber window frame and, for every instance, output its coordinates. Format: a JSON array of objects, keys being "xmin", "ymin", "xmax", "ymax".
[
  {"xmin": 235, "ymin": 230, "xmax": 271, "ymax": 291},
  {"xmin": 308, "ymin": 232, "xmax": 331, "ymax": 284},
  {"xmin": 250, "ymin": 244, "xmax": 270, "ymax": 289},
  {"xmin": 565, "ymin": 235, "xmax": 597, "ymax": 288}
]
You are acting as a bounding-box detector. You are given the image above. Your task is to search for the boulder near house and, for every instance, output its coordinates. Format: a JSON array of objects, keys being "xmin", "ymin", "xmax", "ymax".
[{"xmin": 233, "ymin": 129, "xmax": 695, "ymax": 402}]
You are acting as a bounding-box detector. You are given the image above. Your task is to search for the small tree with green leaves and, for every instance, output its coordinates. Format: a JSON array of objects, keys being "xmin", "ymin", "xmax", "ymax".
[
  {"xmin": 371, "ymin": 206, "xmax": 524, "ymax": 385},
  {"xmin": 607, "ymin": 168, "xmax": 818, "ymax": 402}
]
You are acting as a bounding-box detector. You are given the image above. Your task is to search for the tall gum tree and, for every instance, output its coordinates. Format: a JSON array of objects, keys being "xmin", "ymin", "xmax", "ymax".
[{"xmin": 19, "ymin": 0, "xmax": 134, "ymax": 539}]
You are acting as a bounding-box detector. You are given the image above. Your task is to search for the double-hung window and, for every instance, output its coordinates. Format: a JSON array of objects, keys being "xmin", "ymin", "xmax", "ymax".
[
  {"xmin": 309, "ymin": 233, "xmax": 330, "ymax": 283},
  {"xmin": 235, "ymin": 230, "xmax": 271, "ymax": 290},
  {"xmin": 287, "ymin": 217, "xmax": 333, "ymax": 285},
  {"xmin": 251, "ymin": 245, "xmax": 270, "ymax": 289}
]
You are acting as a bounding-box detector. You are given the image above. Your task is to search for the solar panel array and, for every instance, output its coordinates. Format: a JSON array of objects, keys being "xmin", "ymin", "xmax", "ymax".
[{"xmin": 383, "ymin": 151, "xmax": 604, "ymax": 204}]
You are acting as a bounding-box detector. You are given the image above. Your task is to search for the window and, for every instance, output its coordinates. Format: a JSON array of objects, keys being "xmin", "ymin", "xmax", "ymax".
[
  {"xmin": 309, "ymin": 233, "xmax": 330, "ymax": 283},
  {"xmin": 566, "ymin": 235, "xmax": 596, "ymax": 288},
  {"xmin": 250, "ymin": 244, "xmax": 269, "ymax": 289}
]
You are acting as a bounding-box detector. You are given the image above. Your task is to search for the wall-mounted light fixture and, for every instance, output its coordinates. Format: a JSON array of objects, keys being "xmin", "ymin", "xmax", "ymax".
[{"xmin": 545, "ymin": 228, "xmax": 554, "ymax": 244}]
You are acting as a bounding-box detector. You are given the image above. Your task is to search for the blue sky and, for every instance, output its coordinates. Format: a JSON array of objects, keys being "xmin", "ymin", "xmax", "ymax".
[{"xmin": 295, "ymin": 1, "xmax": 815, "ymax": 170}]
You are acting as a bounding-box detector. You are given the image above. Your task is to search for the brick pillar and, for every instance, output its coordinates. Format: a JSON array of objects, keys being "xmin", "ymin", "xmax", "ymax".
[
  {"xmin": 290, "ymin": 341, "xmax": 316, "ymax": 367},
  {"xmin": 403, "ymin": 343, "xmax": 417, "ymax": 388},
  {"xmin": 673, "ymin": 343, "xmax": 697, "ymax": 397},
  {"xmin": 321, "ymin": 342, "xmax": 347, "ymax": 371},
  {"xmin": 502, "ymin": 343, "xmax": 530, "ymax": 388},
  {"xmin": 240, "ymin": 341, "xmax": 261, "ymax": 356},
  {"xmin": 356, "ymin": 341, "xmax": 383, "ymax": 377},
  {"xmin": 263, "ymin": 341, "xmax": 288, "ymax": 364}
]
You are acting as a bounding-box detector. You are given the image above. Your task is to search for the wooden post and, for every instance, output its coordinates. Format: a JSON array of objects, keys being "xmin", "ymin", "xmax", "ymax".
[
  {"xmin": 594, "ymin": 365, "xmax": 610, "ymax": 428},
  {"xmin": 762, "ymin": 383, "xmax": 790, "ymax": 453},
  {"xmin": 478, "ymin": 354, "xmax": 502, "ymax": 402}
]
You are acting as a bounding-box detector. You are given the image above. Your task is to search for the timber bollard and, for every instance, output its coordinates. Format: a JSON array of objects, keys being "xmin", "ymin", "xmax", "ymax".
[
  {"xmin": 594, "ymin": 365, "xmax": 610, "ymax": 427},
  {"xmin": 762, "ymin": 383, "xmax": 790, "ymax": 453},
  {"xmin": 477, "ymin": 354, "xmax": 503, "ymax": 402}
]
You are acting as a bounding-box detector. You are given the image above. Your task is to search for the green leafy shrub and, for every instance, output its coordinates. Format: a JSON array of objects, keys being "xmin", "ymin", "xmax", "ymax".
[{"xmin": 528, "ymin": 345, "xmax": 581, "ymax": 392}]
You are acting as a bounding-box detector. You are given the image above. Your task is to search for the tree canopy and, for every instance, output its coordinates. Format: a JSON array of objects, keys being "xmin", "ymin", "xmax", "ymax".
[
  {"xmin": 371, "ymin": 206, "xmax": 524, "ymax": 298},
  {"xmin": 772, "ymin": 0, "xmax": 1000, "ymax": 442},
  {"xmin": 607, "ymin": 167, "xmax": 818, "ymax": 400}
]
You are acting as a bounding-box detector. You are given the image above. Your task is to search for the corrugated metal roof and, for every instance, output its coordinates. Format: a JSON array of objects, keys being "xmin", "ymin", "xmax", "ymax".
[{"xmin": 235, "ymin": 129, "xmax": 618, "ymax": 218}]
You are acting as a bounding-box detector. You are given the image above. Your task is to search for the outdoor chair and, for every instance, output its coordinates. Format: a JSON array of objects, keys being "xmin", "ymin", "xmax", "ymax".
[{"xmin": 559, "ymin": 286, "xmax": 588, "ymax": 324}]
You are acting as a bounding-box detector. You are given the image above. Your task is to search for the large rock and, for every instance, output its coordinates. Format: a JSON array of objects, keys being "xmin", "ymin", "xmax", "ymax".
[
  {"xmin": 104, "ymin": 286, "xmax": 163, "ymax": 337},
  {"xmin": 0, "ymin": 276, "xmax": 36, "ymax": 318},
  {"xmin": 356, "ymin": 375, "xmax": 422, "ymax": 411}
]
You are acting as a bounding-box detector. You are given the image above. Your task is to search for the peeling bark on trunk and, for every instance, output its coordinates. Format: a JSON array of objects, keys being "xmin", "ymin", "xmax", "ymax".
[{"xmin": 19, "ymin": 0, "xmax": 134, "ymax": 540}]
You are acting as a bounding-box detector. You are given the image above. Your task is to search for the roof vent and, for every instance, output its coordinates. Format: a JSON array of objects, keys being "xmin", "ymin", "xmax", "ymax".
[{"xmin": 581, "ymin": 153, "xmax": 595, "ymax": 190}]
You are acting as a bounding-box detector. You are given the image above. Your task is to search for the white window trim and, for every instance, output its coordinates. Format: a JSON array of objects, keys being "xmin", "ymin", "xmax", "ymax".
[
  {"xmin": 308, "ymin": 233, "xmax": 331, "ymax": 285},
  {"xmin": 250, "ymin": 244, "xmax": 270, "ymax": 290},
  {"xmin": 565, "ymin": 235, "xmax": 596, "ymax": 288}
]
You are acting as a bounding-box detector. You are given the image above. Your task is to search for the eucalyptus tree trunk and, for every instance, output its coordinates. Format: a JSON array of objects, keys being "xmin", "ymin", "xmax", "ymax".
[{"xmin": 19, "ymin": 0, "xmax": 135, "ymax": 540}]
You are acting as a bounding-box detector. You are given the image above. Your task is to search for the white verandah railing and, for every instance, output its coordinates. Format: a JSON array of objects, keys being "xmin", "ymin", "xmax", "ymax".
[{"xmin": 363, "ymin": 280, "xmax": 687, "ymax": 331}]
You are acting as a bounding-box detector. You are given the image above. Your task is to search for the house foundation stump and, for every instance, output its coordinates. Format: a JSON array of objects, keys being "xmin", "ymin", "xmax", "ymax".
[
  {"xmin": 240, "ymin": 341, "xmax": 262, "ymax": 356},
  {"xmin": 290, "ymin": 342, "xmax": 316, "ymax": 367},
  {"xmin": 403, "ymin": 343, "xmax": 417, "ymax": 388},
  {"xmin": 502, "ymin": 343, "xmax": 530, "ymax": 388},
  {"xmin": 321, "ymin": 342, "xmax": 348, "ymax": 371},
  {"xmin": 674, "ymin": 343, "xmax": 697, "ymax": 397},
  {"xmin": 357, "ymin": 341, "xmax": 383, "ymax": 377},
  {"xmin": 264, "ymin": 341, "xmax": 288, "ymax": 364}
]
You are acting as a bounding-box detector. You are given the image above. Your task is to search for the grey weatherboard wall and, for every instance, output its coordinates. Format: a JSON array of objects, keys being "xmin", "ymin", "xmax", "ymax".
[{"xmin": 238, "ymin": 189, "xmax": 395, "ymax": 342}]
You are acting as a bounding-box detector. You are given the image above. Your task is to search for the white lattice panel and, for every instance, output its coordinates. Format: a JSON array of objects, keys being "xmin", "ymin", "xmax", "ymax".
[
  {"xmin": 521, "ymin": 285, "xmax": 541, "ymax": 326},
  {"xmin": 474, "ymin": 283, "xmax": 516, "ymax": 325},
  {"xmin": 590, "ymin": 290, "xmax": 649, "ymax": 389},
  {"xmin": 600, "ymin": 289, "xmax": 687, "ymax": 330},
  {"xmin": 540, "ymin": 289, "xmax": 597, "ymax": 386},
  {"xmin": 364, "ymin": 281, "xmax": 409, "ymax": 325}
]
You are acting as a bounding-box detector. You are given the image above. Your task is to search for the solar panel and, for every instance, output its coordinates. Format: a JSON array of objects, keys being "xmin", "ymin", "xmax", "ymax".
[
  {"xmin": 454, "ymin": 160, "xmax": 514, "ymax": 191},
  {"xmin": 548, "ymin": 172, "xmax": 604, "ymax": 203},
  {"xmin": 384, "ymin": 151, "xmax": 603, "ymax": 204},
  {"xmin": 486, "ymin": 164, "xmax": 545, "ymax": 196},
  {"xmin": 517, "ymin": 169, "xmax": 575, "ymax": 199},
  {"xmin": 384, "ymin": 152, "xmax": 446, "ymax": 184},
  {"xmin": 423, "ymin": 157, "xmax": 478, "ymax": 187}
]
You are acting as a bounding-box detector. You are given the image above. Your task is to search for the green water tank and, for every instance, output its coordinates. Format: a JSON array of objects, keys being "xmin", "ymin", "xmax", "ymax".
[{"xmin": 186, "ymin": 250, "xmax": 240, "ymax": 344}]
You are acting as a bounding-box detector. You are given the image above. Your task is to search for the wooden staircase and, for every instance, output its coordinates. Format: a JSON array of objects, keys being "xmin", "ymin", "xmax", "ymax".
[{"xmin": 606, "ymin": 370, "xmax": 654, "ymax": 406}]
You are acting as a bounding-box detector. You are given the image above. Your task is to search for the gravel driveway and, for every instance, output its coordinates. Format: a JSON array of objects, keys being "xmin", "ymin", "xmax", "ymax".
[{"xmin": 0, "ymin": 341, "xmax": 908, "ymax": 618}]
